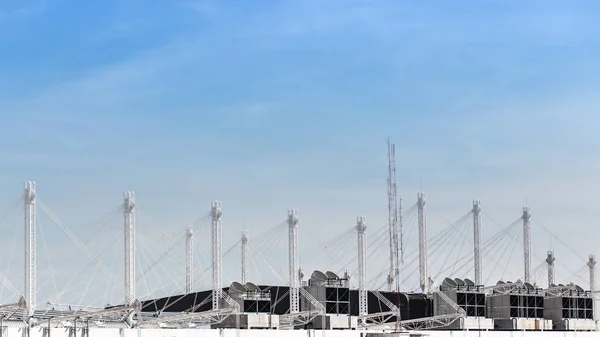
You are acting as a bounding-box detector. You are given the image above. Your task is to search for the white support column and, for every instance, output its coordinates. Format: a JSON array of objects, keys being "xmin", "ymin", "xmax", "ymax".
[
  {"xmin": 522, "ymin": 206, "xmax": 532, "ymax": 283},
  {"xmin": 241, "ymin": 231, "xmax": 249, "ymax": 284},
  {"xmin": 186, "ymin": 225, "xmax": 193, "ymax": 294},
  {"xmin": 124, "ymin": 191, "xmax": 136, "ymax": 305},
  {"xmin": 546, "ymin": 250, "xmax": 555, "ymax": 287},
  {"xmin": 211, "ymin": 201, "xmax": 223, "ymax": 310},
  {"xmin": 472, "ymin": 200, "xmax": 482, "ymax": 286},
  {"xmin": 588, "ymin": 254, "xmax": 596, "ymax": 320},
  {"xmin": 356, "ymin": 216, "xmax": 368, "ymax": 317},
  {"xmin": 589, "ymin": 254, "xmax": 596, "ymax": 292},
  {"xmin": 24, "ymin": 181, "xmax": 36, "ymax": 318},
  {"xmin": 288, "ymin": 209, "xmax": 299, "ymax": 314},
  {"xmin": 417, "ymin": 193, "xmax": 428, "ymax": 293}
]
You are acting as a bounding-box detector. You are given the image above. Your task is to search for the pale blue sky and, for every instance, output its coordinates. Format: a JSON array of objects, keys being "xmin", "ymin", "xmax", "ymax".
[{"xmin": 1, "ymin": 0, "xmax": 600, "ymax": 306}]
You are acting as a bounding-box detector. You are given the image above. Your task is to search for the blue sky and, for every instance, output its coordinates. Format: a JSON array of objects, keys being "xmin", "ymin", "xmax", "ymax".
[{"xmin": 1, "ymin": 0, "xmax": 600, "ymax": 305}]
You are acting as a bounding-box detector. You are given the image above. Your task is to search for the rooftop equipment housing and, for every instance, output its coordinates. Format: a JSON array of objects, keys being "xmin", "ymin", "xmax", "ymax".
[
  {"xmin": 544, "ymin": 283, "xmax": 594, "ymax": 330},
  {"xmin": 433, "ymin": 277, "xmax": 493, "ymax": 330},
  {"xmin": 435, "ymin": 277, "xmax": 485, "ymax": 317},
  {"xmin": 305, "ymin": 270, "xmax": 350, "ymax": 315},
  {"xmin": 227, "ymin": 282, "xmax": 272, "ymax": 314},
  {"xmin": 486, "ymin": 280, "xmax": 552, "ymax": 330},
  {"xmin": 486, "ymin": 280, "xmax": 544, "ymax": 319}
]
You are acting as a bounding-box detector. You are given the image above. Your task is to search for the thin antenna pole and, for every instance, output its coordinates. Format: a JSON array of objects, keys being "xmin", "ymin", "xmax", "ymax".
[{"xmin": 386, "ymin": 138, "xmax": 401, "ymax": 292}]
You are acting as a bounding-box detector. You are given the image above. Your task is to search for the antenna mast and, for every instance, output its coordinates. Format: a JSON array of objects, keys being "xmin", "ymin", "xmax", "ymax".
[{"xmin": 387, "ymin": 139, "xmax": 401, "ymax": 292}]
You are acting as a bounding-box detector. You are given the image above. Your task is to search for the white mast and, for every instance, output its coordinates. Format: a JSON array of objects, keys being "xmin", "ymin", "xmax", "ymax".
[
  {"xmin": 589, "ymin": 254, "xmax": 596, "ymax": 292},
  {"xmin": 211, "ymin": 201, "xmax": 223, "ymax": 310},
  {"xmin": 24, "ymin": 181, "xmax": 36, "ymax": 317},
  {"xmin": 241, "ymin": 230, "xmax": 249, "ymax": 284},
  {"xmin": 522, "ymin": 206, "xmax": 531, "ymax": 283},
  {"xmin": 186, "ymin": 225, "xmax": 193, "ymax": 294},
  {"xmin": 546, "ymin": 250, "xmax": 555, "ymax": 287},
  {"xmin": 124, "ymin": 191, "xmax": 136, "ymax": 305},
  {"xmin": 588, "ymin": 254, "xmax": 597, "ymax": 320},
  {"xmin": 288, "ymin": 209, "xmax": 299, "ymax": 314},
  {"xmin": 417, "ymin": 192, "xmax": 428, "ymax": 293},
  {"xmin": 386, "ymin": 139, "xmax": 400, "ymax": 292},
  {"xmin": 472, "ymin": 200, "xmax": 482, "ymax": 285},
  {"xmin": 357, "ymin": 216, "xmax": 368, "ymax": 316}
]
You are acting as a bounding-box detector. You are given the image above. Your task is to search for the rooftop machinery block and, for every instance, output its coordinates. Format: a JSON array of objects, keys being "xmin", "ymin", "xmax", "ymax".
[
  {"xmin": 544, "ymin": 283, "xmax": 595, "ymax": 330},
  {"xmin": 433, "ymin": 277, "xmax": 493, "ymax": 330},
  {"xmin": 304, "ymin": 270, "xmax": 350, "ymax": 315},
  {"xmin": 213, "ymin": 282, "xmax": 277, "ymax": 329},
  {"xmin": 434, "ymin": 277, "xmax": 485, "ymax": 317},
  {"xmin": 486, "ymin": 280, "xmax": 552, "ymax": 330},
  {"xmin": 227, "ymin": 282, "xmax": 272, "ymax": 314},
  {"xmin": 486, "ymin": 281, "xmax": 544, "ymax": 319},
  {"xmin": 302, "ymin": 270, "xmax": 353, "ymax": 330}
]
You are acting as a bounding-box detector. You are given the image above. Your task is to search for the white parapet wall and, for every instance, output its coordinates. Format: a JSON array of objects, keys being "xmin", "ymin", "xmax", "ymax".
[
  {"xmin": 461, "ymin": 317, "xmax": 494, "ymax": 330},
  {"xmin": 2, "ymin": 328, "xmax": 600, "ymax": 337},
  {"xmin": 425, "ymin": 332, "xmax": 600, "ymax": 337},
  {"xmin": 212, "ymin": 313, "xmax": 280, "ymax": 329},
  {"xmin": 311, "ymin": 315, "xmax": 358, "ymax": 330},
  {"xmin": 493, "ymin": 318, "xmax": 553, "ymax": 330},
  {"xmin": 553, "ymin": 319, "xmax": 598, "ymax": 331}
]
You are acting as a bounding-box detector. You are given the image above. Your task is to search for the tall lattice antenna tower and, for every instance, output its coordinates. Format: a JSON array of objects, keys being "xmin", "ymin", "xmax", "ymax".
[{"xmin": 387, "ymin": 138, "xmax": 401, "ymax": 292}]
